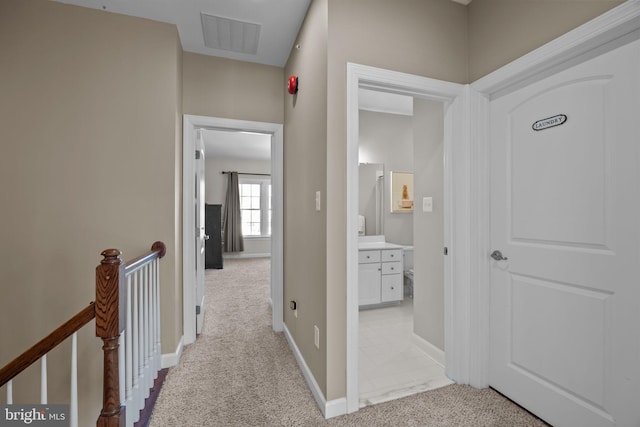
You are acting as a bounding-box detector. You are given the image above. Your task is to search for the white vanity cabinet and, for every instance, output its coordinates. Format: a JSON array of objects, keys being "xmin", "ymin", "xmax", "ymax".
[{"xmin": 358, "ymin": 248, "xmax": 403, "ymax": 307}]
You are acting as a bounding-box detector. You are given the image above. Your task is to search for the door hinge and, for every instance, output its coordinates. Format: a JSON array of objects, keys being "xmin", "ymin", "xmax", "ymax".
[
  {"xmin": 196, "ymin": 305, "xmax": 201, "ymax": 315},
  {"xmin": 444, "ymin": 247, "xmax": 449, "ymax": 256},
  {"xmin": 195, "ymin": 150, "xmax": 201, "ymax": 160}
]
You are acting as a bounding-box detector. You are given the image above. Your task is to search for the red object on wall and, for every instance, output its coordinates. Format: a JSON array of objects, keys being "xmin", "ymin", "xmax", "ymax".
[{"xmin": 287, "ymin": 75, "xmax": 298, "ymax": 94}]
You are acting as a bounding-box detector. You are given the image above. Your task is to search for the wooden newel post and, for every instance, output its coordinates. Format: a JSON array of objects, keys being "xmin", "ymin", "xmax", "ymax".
[{"xmin": 96, "ymin": 249, "xmax": 126, "ymax": 427}]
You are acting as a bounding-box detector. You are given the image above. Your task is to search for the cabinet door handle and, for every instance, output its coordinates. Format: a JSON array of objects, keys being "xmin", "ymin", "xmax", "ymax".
[{"xmin": 390, "ymin": 286, "xmax": 395, "ymax": 290}]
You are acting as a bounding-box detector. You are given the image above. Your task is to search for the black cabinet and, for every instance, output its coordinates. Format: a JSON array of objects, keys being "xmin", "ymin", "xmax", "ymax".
[{"xmin": 205, "ymin": 204, "xmax": 223, "ymax": 269}]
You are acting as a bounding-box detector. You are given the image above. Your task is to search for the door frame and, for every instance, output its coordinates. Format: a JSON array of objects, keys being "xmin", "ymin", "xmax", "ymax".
[
  {"xmin": 346, "ymin": 63, "xmax": 473, "ymax": 413},
  {"xmin": 183, "ymin": 114, "xmax": 284, "ymax": 346},
  {"xmin": 470, "ymin": 0, "xmax": 640, "ymax": 391}
]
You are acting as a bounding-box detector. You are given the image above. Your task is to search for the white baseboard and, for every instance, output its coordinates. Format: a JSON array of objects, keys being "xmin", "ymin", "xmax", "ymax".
[
  {"xmin": 282, "ymin": 324, "xmax": 346, "ymax": 419},
  {"xmin": 161, "ymin": 336, "xmax": 184, "ymax": 369},
  {"xmin": 412, "ymin": 333, "xmax": 445, "ymax": 367},
  {"xmin": 223, "ymin": 253, "xmax": 271, "ymax": 259}
]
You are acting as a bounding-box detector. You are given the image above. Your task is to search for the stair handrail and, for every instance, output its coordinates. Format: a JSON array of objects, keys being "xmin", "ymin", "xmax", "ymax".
[{"xmin": 0, "ymin": 303, "xmax": 96, "ymax": 387}]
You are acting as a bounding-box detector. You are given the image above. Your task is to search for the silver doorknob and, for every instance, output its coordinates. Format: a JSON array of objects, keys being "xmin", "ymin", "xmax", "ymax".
[
  {"xmin": 204, "ymin": 234, "xmax": 210, "ymax": 241},
  {"xmin": 491, "ymin": 250, "xmax": 508, "ymax": 261}
]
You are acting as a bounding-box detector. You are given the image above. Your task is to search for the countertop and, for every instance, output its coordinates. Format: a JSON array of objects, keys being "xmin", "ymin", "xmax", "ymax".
[{"xmin": 358, "ymin": 236, "xmax": 405, "ymax": 250}]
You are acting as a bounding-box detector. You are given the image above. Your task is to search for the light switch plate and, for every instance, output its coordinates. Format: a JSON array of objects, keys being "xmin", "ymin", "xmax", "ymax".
[
  {"xmin": 423, "ymin": 197, "xmax": 433, "ymax": 213},
  {"xmin": 315, "ymin": 191, "xmax": 321, "ymax": 211}
]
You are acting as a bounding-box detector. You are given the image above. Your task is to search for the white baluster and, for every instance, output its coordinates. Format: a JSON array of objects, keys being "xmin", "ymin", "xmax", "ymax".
[
  {"xmin": 6, "ymin": 380, "xmax": 12, "ymax": 404},
  {"xmin": 40, "ymin": 354, "xmax": 47, "ymax": 404},
  {"xmin": 118, "ymin": 332, "xmax": 125, "ymax": 406},
  {"xmin": 125, "ymin": 274, "xmax": 133, "ymax": 427},
  {"xmin": 70, "ymin": 333, "xmax": 78, "ymax": 427},
  {"xmin": 155, "ymin": 258, "xmax": 161, "ymax": 371},
  {"xmin": 144, "ymin": 264, "xmax": 151, "ymax": 392},
  {"xmin": 126, "ymin": 275, "xmax": 133, "ymax": 401},
  {"xmin": 152, "ymin": 259, "xmax": 159, "ymax": 374},
  {"xmin": 132, "ymin": 270, "xmax": 140, "ymax": 412}
]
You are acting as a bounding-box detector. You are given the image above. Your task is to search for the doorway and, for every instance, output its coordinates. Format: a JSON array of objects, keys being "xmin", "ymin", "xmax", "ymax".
[
  {"xmin": 346, "ymin": 63, "xmax": 472, "ymax": 414},
  {"xmin": 357, "ymin": 96, "xmax": 453, "ymax": 407},
  {"xmin": 183, "ymin": 115, "xmax": 284, "ymax": 346}
]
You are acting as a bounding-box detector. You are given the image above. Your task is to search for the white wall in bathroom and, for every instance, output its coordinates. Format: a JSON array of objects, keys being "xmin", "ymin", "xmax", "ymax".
[
  {"xmin": 359, "ymin": 110, "xmax": 414, "ymax": 246},
  {"xmin": 412, "ymin": 98, "xmax": 445, "ymax": 351}
]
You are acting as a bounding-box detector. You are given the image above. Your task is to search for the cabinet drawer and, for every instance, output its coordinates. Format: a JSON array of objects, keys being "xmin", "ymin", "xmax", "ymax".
[
  {"xmin": 381, "ymin": 274, "xmax": 403, "ymax": 302},
  {"xmin": 359, "ymin": 250, "xmax": 381, "ymax": 264},
  {"xmin": 381, "ymin": 261, "xmax": 402, "ymax": 275},
  {"xmin": 381, "ymin": 249, "xmax": 402, "ymax": 262}
]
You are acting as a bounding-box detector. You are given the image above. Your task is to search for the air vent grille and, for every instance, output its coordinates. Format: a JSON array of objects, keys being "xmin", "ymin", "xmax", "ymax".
[{"xmin": 201, "ymin": 13, "xmax": 261, "ymax": 55}]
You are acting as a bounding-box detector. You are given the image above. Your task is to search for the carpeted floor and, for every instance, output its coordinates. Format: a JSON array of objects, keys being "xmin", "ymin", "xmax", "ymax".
[{"xmin": 150, "ymin": 258, "xmax": 549, "ymax": 427}]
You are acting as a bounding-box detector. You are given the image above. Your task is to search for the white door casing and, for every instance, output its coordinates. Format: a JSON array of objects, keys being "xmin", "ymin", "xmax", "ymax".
[
  {"xmin": 183, "ymin": 115, "xmax": 284, "ymax": 346},
  {"xmin": 195, "ymin": 130, "xmax": 206, "ymax": 335},
  {"xmin": 489, "ymin": 35, "xmax": 640, "ymax": 427},
  {"xmin": 346, "ymin": 63, "xmax": 470, "ymax": 415}
]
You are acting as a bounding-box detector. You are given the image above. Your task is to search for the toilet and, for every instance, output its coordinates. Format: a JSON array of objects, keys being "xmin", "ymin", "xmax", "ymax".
[{"xmin": 403, "ymin": 246, "xmax": 414, "ymax": 298}]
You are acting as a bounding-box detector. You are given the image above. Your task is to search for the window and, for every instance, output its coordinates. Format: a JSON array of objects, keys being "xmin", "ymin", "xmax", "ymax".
[{"xmin": 239, "ymin": 178, "xmax": 271, "ymax": 237}]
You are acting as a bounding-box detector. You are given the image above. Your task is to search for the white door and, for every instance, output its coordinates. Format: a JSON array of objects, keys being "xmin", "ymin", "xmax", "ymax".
[
  {"xmin": 490, "ymin": 38, "xmax": 640, "ymax": 427},
  {"xmin": 195, "ymin": 129, "xmax": 206, "ymax": 334}
]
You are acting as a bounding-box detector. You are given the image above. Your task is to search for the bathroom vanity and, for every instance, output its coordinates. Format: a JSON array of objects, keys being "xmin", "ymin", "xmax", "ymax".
[{"xmin": 358, "ymin": 236, "xmax": 404, "ymax": 307}]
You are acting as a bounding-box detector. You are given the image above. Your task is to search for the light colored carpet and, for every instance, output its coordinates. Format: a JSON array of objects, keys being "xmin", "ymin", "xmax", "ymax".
[{"xmin": 150, "ymin": 258, "xmax": 549, "ymax": 427}]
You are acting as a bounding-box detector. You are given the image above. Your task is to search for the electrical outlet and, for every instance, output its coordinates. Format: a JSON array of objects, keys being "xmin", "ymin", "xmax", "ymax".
[{"xmin": 314, "ymin": 325, "xmax": 320, "ymax": 349}]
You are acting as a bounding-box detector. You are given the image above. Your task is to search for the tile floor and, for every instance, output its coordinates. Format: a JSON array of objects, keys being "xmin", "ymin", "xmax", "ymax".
[{"xmin": 358, "ymin": 299, "xmax": 454, "ymax": 407}]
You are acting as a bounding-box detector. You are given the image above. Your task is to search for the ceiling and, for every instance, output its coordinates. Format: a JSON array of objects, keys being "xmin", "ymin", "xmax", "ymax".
[
  {"xmin": 56, "ymin": 0, "xmax": 471, "ymax": 67},
  {"xmin": 56, "ymin": 0, "xmax": 313, "ymax": 67},
  {"xmin": 55, "ymin": 0, "xmax": 469, "ymax": 159},
  {"xmin": 202, "ymin": 130, "xmax": 271, "ymax": 160}
]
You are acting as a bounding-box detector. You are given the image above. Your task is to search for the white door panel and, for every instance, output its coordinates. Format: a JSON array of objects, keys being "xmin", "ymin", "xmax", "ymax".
[{"xmin": 490, "ymin": 37, "xmax": 640, "ymax": 427}]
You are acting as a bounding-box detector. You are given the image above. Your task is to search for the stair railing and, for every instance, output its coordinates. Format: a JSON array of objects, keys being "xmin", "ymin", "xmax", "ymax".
[{"xmin": 0, "ymin": 241, "xmax": 166, "ymax": 427}]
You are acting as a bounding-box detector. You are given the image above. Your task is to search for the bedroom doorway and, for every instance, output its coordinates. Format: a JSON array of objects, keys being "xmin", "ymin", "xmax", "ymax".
[{"xmin": 183, "ymin": 115, "xmax": 284, "ymax": 346}]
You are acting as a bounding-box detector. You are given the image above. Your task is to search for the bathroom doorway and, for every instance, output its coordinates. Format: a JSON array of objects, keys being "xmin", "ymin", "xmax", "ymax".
[
  {"xmin": 357, "ymin": 94, "xmax": 452, "ymax": 407},
  {"xmin": 346, "ymin": 63, "xmax": 471, "ymax": 414}
]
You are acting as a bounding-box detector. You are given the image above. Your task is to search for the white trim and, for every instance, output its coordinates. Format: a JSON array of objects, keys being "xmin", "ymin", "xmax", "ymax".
[
  {"xmin": 161, "ymin": 336, "xmax": 183, "ymax": 369},
  {"xmin": 469, "ymin": 1, "xmax": 640, "ymax": 390},
  {"xmin": 346, "ymin": 63, "xmax": 471, "ymax": 414},
  {"xmin": 325, "ymin": 398, "xmax": 348, "ymax": 419},
  {"xmin": 223, "ymin": 253, "xmax": 271, "ymax": 259},
  {"xmin": 183, "ymin": 115, "xmax": 284, "ymax": 345},
  {"xmin": 412, "ymin": 333, "xmax": 445, "ymax": 368},
  {"xmin": 283, "ymin": 324, "xmax": 346, "ymax": 419},
  {"xmin": 467, "ymin": 87, "xmax": 491, "ymax": 389}
]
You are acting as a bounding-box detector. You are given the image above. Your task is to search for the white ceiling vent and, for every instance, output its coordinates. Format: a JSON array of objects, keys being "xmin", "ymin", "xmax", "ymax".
[{"xmin": 201, "ymin": 13, "xmax": 261, "ymax": 55}]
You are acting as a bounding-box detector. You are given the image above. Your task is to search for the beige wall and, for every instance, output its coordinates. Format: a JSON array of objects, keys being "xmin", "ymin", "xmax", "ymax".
[
  {"xmin": 284, "ymin": 0, "xmax": 329, "ymax": 396},
  {"xmin": 325, "ymin": 0, "xmax": 467, "ymax": 400},
  {"xmin": 0, "ymin": 0, "xmax": 182, "ymax": 424},
  {"xmin": 182, "ymin": 53, "xmax": 284, "ymax": 124},
  {"xmin": 468, "ymin": 0, "xmax": 622, "ymax": 81}
]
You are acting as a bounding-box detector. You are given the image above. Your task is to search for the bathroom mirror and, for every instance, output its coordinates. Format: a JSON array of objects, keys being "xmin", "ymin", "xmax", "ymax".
[
  {"xmin": 358, "ymin": 163, "xmax": 384, "ymax": 235},
  {"xmin": 390, "ymin": 171, "xmax": 414, "ymax": 213}
]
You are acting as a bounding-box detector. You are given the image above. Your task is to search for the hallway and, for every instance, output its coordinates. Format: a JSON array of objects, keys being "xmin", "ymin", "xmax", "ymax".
[{"xmin": 150, "ymin": 258, "xmax": 548, "ymax": 426}]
